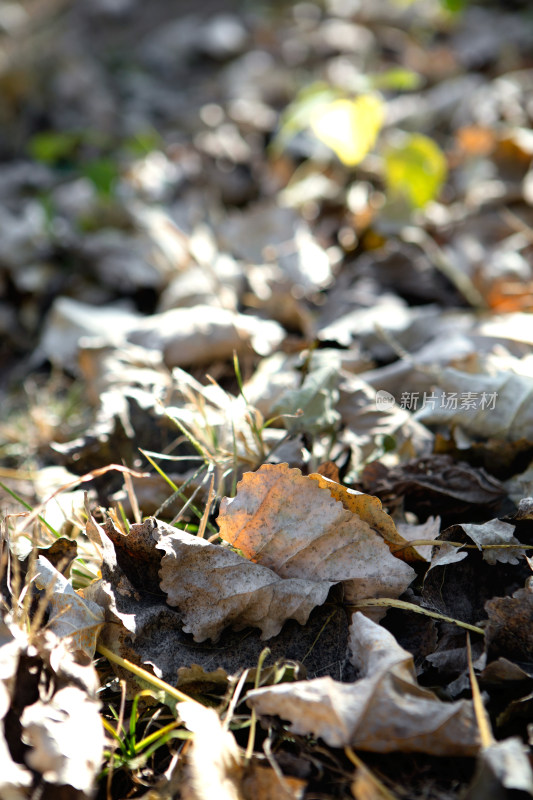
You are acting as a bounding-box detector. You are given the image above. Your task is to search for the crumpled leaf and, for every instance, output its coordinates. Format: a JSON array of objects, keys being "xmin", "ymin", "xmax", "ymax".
[
  {"xmin": 361, "ymin": 455, "xmax": 509, "ymax": 525},
  {"xmin": 484, "ymin": 580, "xmax": 533, "ymax": 663},
  {"xmin": 21, "ymin": 686, "xmax": 104, "ymax": 792},
  {"xmin": 415, "ymin": 368, "xmax": 533, "ymax": 441},
  {"xmin": 34, "ymin": 556, "xmax": 105, "ymax": 659},
  {"xmin": 155, "ymin": 526, "xmax": 334, "ymax": 642},
  {"xmin": 309, "ymin": 472, "xmax": 426, "ymax": 564},
  {"xmin": 218, "ymin": 463, "xmax": 416, "ymax": 604},
  {"xmin": 460, "ymin": 519, "xmax": 523, "ymax": 565},
  {"xmin": 246, "ymin": 612, "xmax": 479, "ymax": 755},
  {"xmin": 99, "ymin": 516, "xmax": 164, "ymax": 595},
  {"xmin": 465, "ymin": 737, "xmax": 533, "ymax": 799},
  {"xmin": 86, "ymin": 568, "xmax": 349, "ymax": 686}
]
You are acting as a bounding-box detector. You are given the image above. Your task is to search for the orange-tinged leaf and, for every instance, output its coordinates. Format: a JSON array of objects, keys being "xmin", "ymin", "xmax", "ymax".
[
  {"xmin": 456, "ymin": 125, "xmax": 496, "ymax": 157},
  {"xmin": 217, "ymin": 464, "xmax": 415, "ymax": 605},
  {"xmin": 309, "ymin": 473, "xmax": 426, "ymax": 563}
]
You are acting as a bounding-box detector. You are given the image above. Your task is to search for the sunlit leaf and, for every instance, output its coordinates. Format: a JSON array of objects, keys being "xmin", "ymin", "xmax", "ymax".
[
  {"xmin": 246, "ymin": 612, "xmax": 480, "ymax": 754},
  {"xmin": 155, "ymin": 526, "xmax": 333, "ymax": 642},
  {"xmin": 310, "ymin": 95, "xmax": 384, "ymax": 167},
  {"xmin": 384, "ymin": 132, "xmax": 447, "ymax": 208},
  {"xmin": 274, "ymin": 82, "xmax": 339, "ymax": 155},
  {"xmin": 34, "ymin": 557, "xmax": 104, "ymax": 658},
  {"xmin": 217, "ymin": 463, "xmax": 415, "ymax": 605}
]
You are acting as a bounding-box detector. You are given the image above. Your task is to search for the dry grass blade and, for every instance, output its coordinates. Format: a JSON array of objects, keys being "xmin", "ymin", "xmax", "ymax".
[
  {"xmin": 351, "ymin": 598, "xmax": 485, "ymax": 635},
  {"xmin": 13, "ymin": 465, "xmax": 149, "ymax": 536},
  {"xmin": 466, "ymin": 633, "xmax": 494, "ymax": 749},
  {"xmin": 197, "ymin": 472, "xmax": 216, "ymax": 539},
  {"xmin": 96, "ymin": 644, "xmax": 205, "ymax": 709},
  {"xmin": 345, "ymin": 747, "xmax": 399, "ymax": 800}
]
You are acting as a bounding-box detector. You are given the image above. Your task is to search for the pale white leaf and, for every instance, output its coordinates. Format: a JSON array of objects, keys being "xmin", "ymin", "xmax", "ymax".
[
  {"xmin": 34, "ymin": 557, "xmax": 104, "ymax": 658},
  {"xmin": 246, "ymin": 613, "xmax": 479, "ymax": 755},
  {"xmin": 155, "ymin": 528, "xmax": 333, "ymax": 642},
  {"xmin": 21, "ymin": 686, "xmax": 104, "ymax": 792}
]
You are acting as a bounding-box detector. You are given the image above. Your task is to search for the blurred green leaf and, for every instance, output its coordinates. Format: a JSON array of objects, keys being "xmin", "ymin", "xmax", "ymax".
[
  {"xmin": 29, "ymin": 130, "xmax": 79, "ymax": 165},
  {"xmin": 82, "ymin": 158, "xmax": 118, "ymax": 197},
  {"xmin": 439, "ymin": 0, "xmax": 466, "ymax": 13},
  {"xmin": 123, "ymin": 129, "xmax": 163, "ymax": 157},
  {"xmin": 384, "ymin": 132, "xmax": 447, "ymax": 209},
  {"xmin": 392, "ymin": 0, "xmax": 466, "ymax": 13},
  {"xmin": 370, "ymin": 67, "xmax": 423, "ymax": 92}
]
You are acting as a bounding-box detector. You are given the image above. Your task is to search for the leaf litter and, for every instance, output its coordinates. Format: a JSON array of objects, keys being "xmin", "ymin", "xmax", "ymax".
[{"xmin": 2, "ymin": 0, "xmax": 533, "ymax": 798}]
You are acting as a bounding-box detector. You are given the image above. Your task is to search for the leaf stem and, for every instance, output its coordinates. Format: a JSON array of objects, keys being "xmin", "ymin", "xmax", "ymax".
[
  {"xmin": 351, "ymin": 598, "xmax": 484, "ymax": 635},
  {"xmin": 96, "ymin": 643, "xmax": 204, "ymax": 708}
]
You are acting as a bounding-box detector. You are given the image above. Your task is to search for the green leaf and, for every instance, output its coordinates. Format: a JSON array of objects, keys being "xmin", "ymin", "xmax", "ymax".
[
  {"xmin": 123, "ymin": 128, "xmax": 163, "ymax": 157},
  {"xmin": 440, "ymin": 0, "xmax": 466, "ymax": 14},
  {"xmin": 82, "ymin": 159, "xmax": 118, "ymax": 197},
  {"xmin": 29, "ymin": 131, "xmax": 79, "ymax": 165},
  {"xmin": 272, "ymin": 352, "xmax": 341, "ymax": 435},
  {"xmin": 384, "ymin": 133, "xmax": 447, "ymax": 209},
  {"xmin": 370, "ymin": 68, "xmax": 423, "ymax": 92}
]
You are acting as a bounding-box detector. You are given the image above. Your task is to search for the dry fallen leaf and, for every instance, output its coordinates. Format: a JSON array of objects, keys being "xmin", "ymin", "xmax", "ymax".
[
  {"xmin": 484, "ymin": 580, "xmax": 533, "ymax": 663},
  {"xmin": 246, "ymin": 612, "xmax": 479, "ymax": 755},
  {"xmin": 100, "ymin": 516, "xmax": 164, "ymax": 595},
  {"xmin": 21, "ymin": 685, "xmax": 104, "ymax": 793},
  {"xmin": 155, "ymin": 526, "xmax": 334, "ymax": 642},
  {"xmin": 241, "ymin": 764, "xmax": 306, "ymax": 800},
  {"xmin": 361, "ymin": 455, "xmax": 508, "ymax": 524},
  {"xmin": 178, "ymin": 702, "xmax": 306, "ymax": 800},
  {"xmin": 460, "ymin": 519, "xmax": 523, "ymax": 565},
  {"xmin": 178, "ymin": 702, "xmax": 244, "ymax": 800},
  {"xmin": 217, "ymin": 464, "xmax": 416, "ymax": 604},
  {"xmin": 395, "ymin": 516, "xmax": 441, "ymax": 562},
  {"xmin": 415, "ymin": 367, "xmax": 533, "ymax": 441},
  {"xmin": 0, "ymin": 617, "xmax": 33, "ymax": 799},
  {"xmin": 34, "ymin": 556, "xmax": 105, "ymax": 659},
  {"xmin": 309, "ymin": 472, "xmax": 426, "ymax": 564},
  {"xmin": 466, "ymin": 737, "xmax": 533, "ymax": 798}
]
